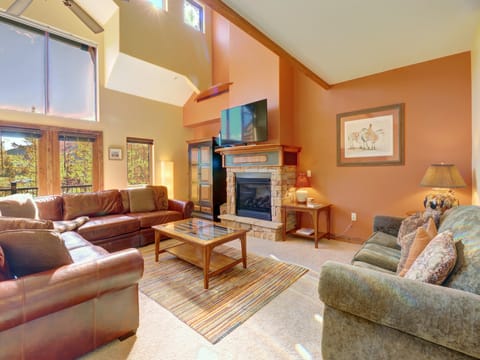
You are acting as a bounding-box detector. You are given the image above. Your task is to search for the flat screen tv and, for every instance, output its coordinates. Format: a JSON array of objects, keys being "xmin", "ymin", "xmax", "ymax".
[{"xmin": 220, "ymin": 98, "xmax": 268, "ymax": 146}]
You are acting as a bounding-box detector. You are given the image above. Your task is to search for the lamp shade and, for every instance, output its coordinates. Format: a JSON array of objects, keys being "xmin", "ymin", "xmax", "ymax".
[
  {"xmin": 295, "ymin": 172, "xmax": 311, "ymax": 188},
  {"xmin": 420, "ymin": 164, "xmax": 466, "ymax": 188}
]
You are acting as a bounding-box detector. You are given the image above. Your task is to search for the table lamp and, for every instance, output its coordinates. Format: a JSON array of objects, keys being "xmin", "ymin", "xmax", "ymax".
[
  {"xmin": 295, "ymin": 172, "xmax": 311, "ymax": 203},
  {"xmin": 420, "ymin": 163, "xmax": 466, "ymax": 212}
]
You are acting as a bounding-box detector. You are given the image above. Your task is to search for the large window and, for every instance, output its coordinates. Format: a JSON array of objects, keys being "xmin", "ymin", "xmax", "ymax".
[
  {"xmin": 59, "ymin": 133, "xmax": 95, "ymax": 193},
  {"xmin": 184, "ymin": 0, "xmax": 204, "ymax": 32},
  {"xmin": 0, "ymin": 16, "xmax": 97, "ymax": 121},
  {"xmin": 0, "ymin": 128, "xmax": 40, "ymax": 196},
  {"xmin": 127, "ymin": 137, "xmax": 153, "ymax": 186}
]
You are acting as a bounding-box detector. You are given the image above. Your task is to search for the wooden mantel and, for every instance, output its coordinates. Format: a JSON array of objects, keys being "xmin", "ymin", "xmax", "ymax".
[{"xmin": 215, "ymin": 143, "xmax": 301, "ymax": 167}]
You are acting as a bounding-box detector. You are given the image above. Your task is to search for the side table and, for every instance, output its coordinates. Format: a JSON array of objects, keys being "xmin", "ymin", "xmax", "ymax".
[{"xmin": 281, "ymin": 203, "xmax": 332, "ymax": 248}]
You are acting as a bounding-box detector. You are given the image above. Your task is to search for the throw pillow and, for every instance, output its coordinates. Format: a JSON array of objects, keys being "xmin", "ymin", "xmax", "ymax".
[
  {"xmin": 397, "ymin": 213, "xmax": 428, "ymax": 246},
  {"xmin": 0, "ymin": 217, "xmax": 54, "ymax": 231},
  {"xmin": 404, "ymin": 231, "xmax": 457, "ymax": 285},
  {"xmin": 0, "ymin": 194, "xmax": 38, "ymax": 219},
  {"xmin": 128, "ymin": 188, "xmax": 156, "ymax": 213},
  {"xmin": 53, "ymin": 216, "xmax": 90, "ymax": 233},
  {"xmin": 0, "ymin": 245, "xmax": 13, "ymax": 281},
  {"xmin": 398, "ymin": 224, "xmax": 436, "ymax": 276},
  {"xmin": 0, "ymin": 229, "xmax": 73, "ymax": 277},
  {"xmin": 146, "ymin": 185, "xmax": 169, "ymax": 210}
]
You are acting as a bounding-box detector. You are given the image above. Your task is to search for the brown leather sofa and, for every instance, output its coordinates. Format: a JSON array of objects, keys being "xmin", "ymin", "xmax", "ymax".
[
  {"xmin": 0, "ymin": 228, "xmax": 144, "ymax": 360},
  {"xmin": 34, "ymin": 186, "xmax": 194, "ymax": 252}
]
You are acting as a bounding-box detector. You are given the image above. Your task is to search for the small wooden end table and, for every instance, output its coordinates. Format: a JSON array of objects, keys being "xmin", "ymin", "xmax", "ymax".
[
  {"xmin": 152, "ymin": 218, "xmax": 248, "ymax": 289},
  {"xmin": 281, "ymin": 203, "xmax": 332, "ymax": 248}
]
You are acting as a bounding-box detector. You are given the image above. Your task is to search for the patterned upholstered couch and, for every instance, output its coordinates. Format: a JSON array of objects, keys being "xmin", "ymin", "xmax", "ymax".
[{"xmin": 318, "ymin": 206, "xmax": 480, "ymax": 359}]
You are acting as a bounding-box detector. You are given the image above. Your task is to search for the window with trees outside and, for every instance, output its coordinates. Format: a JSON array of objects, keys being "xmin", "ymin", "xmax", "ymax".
[
  {"xmin": 184, "ymin": 0, "xmax": 204, "ymax": 32},
  {"xmin": 0, "ymin": 122, "xmax": 102, "ymax": 197},
  {"xmin": 59, "ymin": 133, "xmax": 95, "ymax": 193},
  {"xmin": 0, "ymin": 16, "xmax": 97, "ymax": 121},
  {"xmin": 127, "ymin": 137, "xmax": 153, "ymax": 186},
  {"xmin": 0, "ymin": 128, "xmax": 40, "ymax": 197}
]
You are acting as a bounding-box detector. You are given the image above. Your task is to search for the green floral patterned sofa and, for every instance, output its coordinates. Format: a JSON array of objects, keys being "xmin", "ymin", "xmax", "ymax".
[{"xmin": 318, "ymin": 205, "xmax": 480, "ymax": 359}]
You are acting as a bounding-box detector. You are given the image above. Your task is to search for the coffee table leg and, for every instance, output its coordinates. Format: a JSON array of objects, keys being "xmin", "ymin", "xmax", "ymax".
[
  {"xmin": 155, "ymin": 231, "xmax": 160, "ymax": 262},
  {"xmin": 240, "ymin": 234, "xmax": 247, "ymax": 268},
  {"xmin": 203, "ymin": 247, "xmax": 211, "ymax": 289}
]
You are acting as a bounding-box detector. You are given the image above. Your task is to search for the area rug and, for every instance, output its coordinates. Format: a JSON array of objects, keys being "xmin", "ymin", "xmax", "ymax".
[{"xmin": 139, "ymin": 244, "xmax": 308, "ymax": 344}]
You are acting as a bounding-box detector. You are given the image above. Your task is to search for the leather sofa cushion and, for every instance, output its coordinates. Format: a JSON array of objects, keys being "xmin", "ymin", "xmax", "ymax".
[
  {"xmin": 127, "ymin": 210, "xmax": 182, "ymax": 228},
  {"xmin": 69, "ymin": 244, "xmax": 109, "ymax": 263},
  {"xmin": 63, "ymin": 190, "xmax": 123, "ymax": 220},
  {"xmin": 129, "ymin": 188, "xmax": 156, "ymax": 213},
  {"xmin": 61, "ymin": 231, "xmax": 95, "ymax": 251},
  {"xmin": 0, "ymin": 217, "xmax": 53, "ymax": 230},
  {"xmin": 35, "ymin": 195, "xmax": 63, "ymax": 220},
  {"xmin": 77, "ymin": 215, "xmax": 140, "ymax": 241},
  {"xmin": 0, "ymin": 229, "xmax": 73, "ymax": 277},
  {"xmin": 0, "ymin": 194, "xmax": 38, "ymax": 219}
]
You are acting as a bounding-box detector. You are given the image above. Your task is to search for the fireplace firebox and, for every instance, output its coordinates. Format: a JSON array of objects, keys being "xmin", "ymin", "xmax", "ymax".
[{"xmin": 235, "ymin": 173, "xmax": 272, "ymax": 221}]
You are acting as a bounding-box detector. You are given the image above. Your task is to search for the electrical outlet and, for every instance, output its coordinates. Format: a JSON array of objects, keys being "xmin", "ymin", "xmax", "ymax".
[{"xmin": 351, "ymin": 212, "xmax": 357, "ymax": 221}]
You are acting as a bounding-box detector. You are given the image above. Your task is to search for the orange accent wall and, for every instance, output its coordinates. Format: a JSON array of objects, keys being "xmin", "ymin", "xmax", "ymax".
[
  {"xmin": 183, "ymin": 14, "xmax": 282, "ymax": 144},
  {"xmin": 293, "ymin": 52, "xmax": 472, "ymax": 241}
]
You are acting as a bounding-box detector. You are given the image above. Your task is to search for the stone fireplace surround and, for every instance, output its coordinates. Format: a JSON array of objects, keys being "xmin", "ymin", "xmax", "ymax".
[{"xmin": 216, "ymin": 144, "xmax": 300, "ymax": 241}]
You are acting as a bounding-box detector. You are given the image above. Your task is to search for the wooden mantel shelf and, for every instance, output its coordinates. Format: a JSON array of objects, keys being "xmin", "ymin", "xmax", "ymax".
[
  {"xmin": 215, "ymin": 143, "xmax": 302, "ymax": 167},
  {"xmin": 215, "ymin": 143, "xmax": 301, "ymax": 155},
  {"xmin": 195, "ymin": 82, "xmax": 233, "ymax": 102}
]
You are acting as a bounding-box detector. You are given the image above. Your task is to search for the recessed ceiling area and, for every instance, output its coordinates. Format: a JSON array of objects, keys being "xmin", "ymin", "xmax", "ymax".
[{"xmin": 221, "ymin": 0, "xmax": 480, "ymax": 85}]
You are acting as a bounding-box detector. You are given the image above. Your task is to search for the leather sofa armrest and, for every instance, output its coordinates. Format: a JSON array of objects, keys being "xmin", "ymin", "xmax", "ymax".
[
  {"xmin": 0, "ymin": 248, "xmax": 144, "ymax": 332},
  {"xmin": 168, "ymin": 199, "xmax": 194, "ymax": 219},
  {"xmin": 372, "ymin": 215, "xmax": 404, "ymax": 236},
  {"xmin": 318, "ymin": 261, "xmax": 480, "ymax": 359}
]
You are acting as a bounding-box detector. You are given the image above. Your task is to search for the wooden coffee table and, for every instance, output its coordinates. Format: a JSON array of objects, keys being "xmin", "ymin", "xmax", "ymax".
[{"xmin": 152, "ymin": 218, "xmax": 248, "ymax": 289}]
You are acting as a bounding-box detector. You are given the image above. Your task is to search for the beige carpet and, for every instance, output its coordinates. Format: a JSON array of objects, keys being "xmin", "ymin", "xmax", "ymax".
[
  {"xmin": 139, "ymin": 244, "xmax": 308, "ymax": 344},
  {"xmin": 82, "ymin": 236, "xmax": 361, "ymax": 360}
]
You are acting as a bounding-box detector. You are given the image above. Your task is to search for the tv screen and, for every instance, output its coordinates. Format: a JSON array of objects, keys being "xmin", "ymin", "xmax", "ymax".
[{"xmin": 220, "ymin": 99, "xmax": 268, "ymax": 145}]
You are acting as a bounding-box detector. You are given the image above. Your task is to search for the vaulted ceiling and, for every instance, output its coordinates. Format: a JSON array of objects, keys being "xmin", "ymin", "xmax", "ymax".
[{"xmin": 218, "ymin": 0, "xmax": 480, "ymax": 86}]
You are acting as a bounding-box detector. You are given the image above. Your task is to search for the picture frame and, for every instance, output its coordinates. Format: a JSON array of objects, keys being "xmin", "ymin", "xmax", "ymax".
[
  {"xmin": 108, "ymin": 147, "xmax": 123, "ymax": 160},
  {"xmin": 337, "ymin": 103, "xmax": 404, "ymax": 166}
]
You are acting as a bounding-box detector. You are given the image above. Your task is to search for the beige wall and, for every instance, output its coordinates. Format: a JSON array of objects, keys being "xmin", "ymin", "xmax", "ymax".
[
  {"xmin": 116, "ymin": 0, "xmax": 212, "ymax": 91},
  {"xmin": 0, "ymin": 0, "xmax": 193, "ymax": 200}
]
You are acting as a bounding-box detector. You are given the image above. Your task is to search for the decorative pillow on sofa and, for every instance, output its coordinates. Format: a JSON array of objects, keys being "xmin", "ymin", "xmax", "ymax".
[
  {"xmin": 0, "ymin": 245, "xmax": 13, "ymax": 281},
  {"xmin": 128, "ymin": 188, "xmax": 156, "ymax": 213},
  {"xmin": 397, "ymin": 213, "xmax": 429, "ymax": 246},
  {"xmin": 0, "ymin": 217, "xmax": 54, "ymax": 231},
  {"xmin": 146, "ymin": 185, "xmax": 168, "ymax": 210},
  {"xmin": 398, "ymin": 218, "xmax": 437, "ymax": 275},
  {"xmin": 53, "ymin": 216, "xmax": 90, "ymax": 233},
  {"xmin": 0, "ymin": 229, "xmax": 73, "ymax": 277},
  {"xmin": 0, "ymin": 194, "xmax": 38, "ymax": 219},
  {"xmin": 404, "ymin": 230, "xmax": 457, "ymax": 285}
]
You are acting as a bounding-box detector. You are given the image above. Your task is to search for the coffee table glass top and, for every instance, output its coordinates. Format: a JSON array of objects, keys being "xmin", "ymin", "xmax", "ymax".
[{"xmin": 158, "ymin": 218, "xmax": 239, "ymax": 241}]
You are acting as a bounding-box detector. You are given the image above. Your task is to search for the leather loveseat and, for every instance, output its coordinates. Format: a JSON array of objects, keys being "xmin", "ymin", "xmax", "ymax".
[
  {"xmin": 33, "ymin": 186, "xmax": 193, "ymax": 252},
  {"xmin": 318, "ymin": 206, "xmax": 480, "ymax": 359}
]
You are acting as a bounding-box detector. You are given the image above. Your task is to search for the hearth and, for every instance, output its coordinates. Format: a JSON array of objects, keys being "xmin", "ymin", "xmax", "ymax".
[{"xmin": 235, "ymin": 173, "xmax": 272, "ymax": 221}]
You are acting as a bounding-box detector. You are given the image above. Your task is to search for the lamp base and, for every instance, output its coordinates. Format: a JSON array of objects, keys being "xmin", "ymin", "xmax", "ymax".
[
  {"xmin": 424, "ymin": 189, "xmax": 459, "ymax": 212},
  {"xmin": 296, "ymin": 189, "xmax": 308, "ymax": 203}
]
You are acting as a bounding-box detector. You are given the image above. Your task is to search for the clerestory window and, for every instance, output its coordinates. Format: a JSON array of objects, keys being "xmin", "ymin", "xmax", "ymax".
[
  {"xmin": 0, "ymin": 15, "xmax": 98, "ymax": 121},
  {"xmin": 184, "ymin": 0, "xmax": 204, "ymax": 32}
]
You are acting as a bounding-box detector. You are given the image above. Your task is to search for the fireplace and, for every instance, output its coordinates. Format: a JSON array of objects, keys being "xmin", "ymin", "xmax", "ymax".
[{"xmin": 235, "ymin": 173, "xmax": 272, "ymax": 221}]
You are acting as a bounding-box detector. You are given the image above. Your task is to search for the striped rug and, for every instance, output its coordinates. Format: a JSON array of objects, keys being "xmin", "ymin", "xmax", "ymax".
[{"xmin": 139, "ymin": 244, "xmax": 308, "ymax": 344}]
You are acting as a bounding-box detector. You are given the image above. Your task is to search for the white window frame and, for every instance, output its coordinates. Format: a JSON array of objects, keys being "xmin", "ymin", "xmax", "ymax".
[{"xmin": 0, "ymin": 12, "xmax": 99, "ymax": 122}]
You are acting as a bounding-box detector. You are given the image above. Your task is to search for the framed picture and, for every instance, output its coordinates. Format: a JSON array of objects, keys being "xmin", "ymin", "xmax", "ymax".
[
  {"xmin": 109, "ymin": 147, "xmax": 123, "ymax": 160},
  {"xmin": 337, "ymin": 103, "xmax": 404, "ymax": 166}
]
